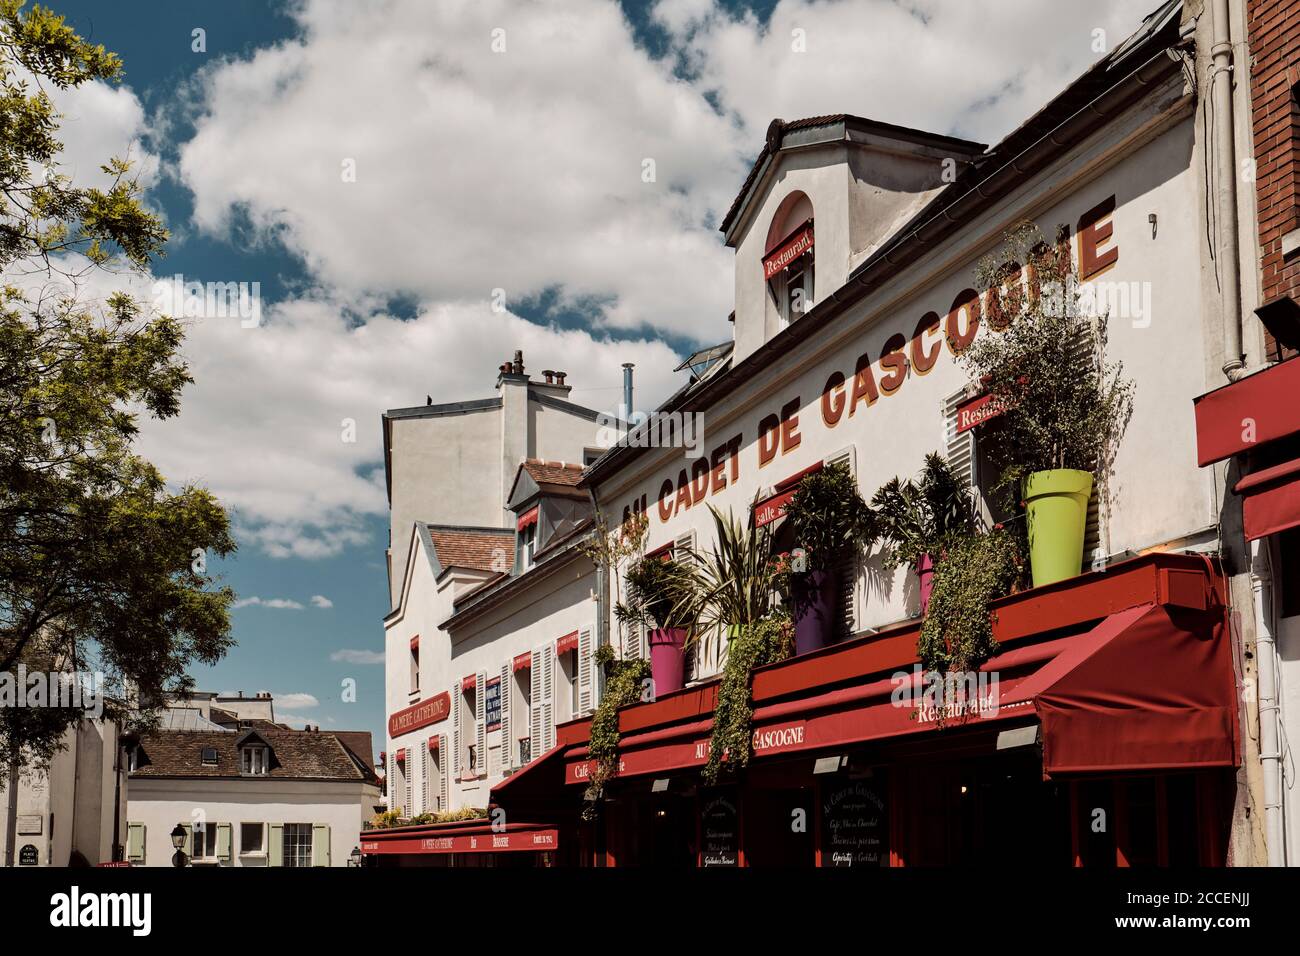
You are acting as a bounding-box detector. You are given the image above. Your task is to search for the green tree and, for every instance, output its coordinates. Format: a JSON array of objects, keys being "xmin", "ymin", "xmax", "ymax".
[{"xmin": 0, "ymin": 1, "xmax": 235, "ymax": 775}]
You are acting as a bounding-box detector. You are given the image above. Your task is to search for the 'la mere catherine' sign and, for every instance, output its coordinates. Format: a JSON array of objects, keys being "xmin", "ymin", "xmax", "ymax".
[
  {"xmin": 388, "ymin": 691, "xmax": 451, "ymax": 738},
  {"xmin": 621, "ymin": 196, "xmax": 1119, "ymax": 530}
]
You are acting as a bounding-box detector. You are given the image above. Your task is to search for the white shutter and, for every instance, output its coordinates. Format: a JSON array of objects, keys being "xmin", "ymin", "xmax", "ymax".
[
  {"xmin": 942, "ymin": 388, "xmax": 977, "ymax": 491},
  {"xmin": 824, "ymin": 447, "xmax": 858, "ymax": 639},
  {"xmin": 541, "ymin": 644, "xmax": 555, "ymax": 752},
  {"xmin": 438, "ymin": 735, "xmax": 448, "ymax": 811},
  {"xmin": 672, "ymin": 530, "xmax": 695, "ymax": 559},
  {"xmin": 451, "ymin": 681, "xmax": 461, "ymax": 781},
  {"xmin": 577, "ymin": 626, "xmax": 594, "ymax": 715},
  {"xmin": 500, "ymin": 663, "xmax": 512, "ymax": 769},
  {"xmin": 1067, "ymin": 320, "xmax": 1107, "ymax": 566},
  {"xmin": 474, "ymin": 670, "xmax": 487, "ymax": 779},
  {"xmin": 420, "ymin": 743, "xmax": 429, "ymax": 814},
  {"xmin": 404, "ymin": 759, "xmax": 411, "ymax": 817},
  {"xmin": 530, "ymin": 644, "xmax": 545, "ymax": 759}
]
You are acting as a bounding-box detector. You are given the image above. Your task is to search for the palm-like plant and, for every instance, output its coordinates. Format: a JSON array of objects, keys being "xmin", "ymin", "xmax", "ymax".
[
  {"xmin": 871, "ymin": 452, "xmax": 977, "ymax": 571},
  {"xmin": 678, "ymin": 505, "xmax": 776, "ymax": 650},
  {"xmin": 615, "ymin": 554, "xmax": 696, "ymax": 631}
]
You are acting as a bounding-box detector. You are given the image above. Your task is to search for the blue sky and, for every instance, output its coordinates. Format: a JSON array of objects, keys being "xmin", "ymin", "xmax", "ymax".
[{"xmin": 39, "ymin": 0, "xmax": 1159, "ymax": 756}]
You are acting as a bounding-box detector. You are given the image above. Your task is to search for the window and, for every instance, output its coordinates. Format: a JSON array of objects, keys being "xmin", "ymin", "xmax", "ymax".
[
  {"xmin": 241, "ymin": 822, "xmax": 265, "ymax": 855},
  {"xmin": 191, "ymin": 822, "xmax": 218, "ymax": 860},
  {"xmin": 776, "ymin": 258, "xmax": 813, "ymax": 326},
  {"xmin": 518, "ymin": 523, "xmax": 537, "ymax": 571},
  {"xmin": 460, "ymin": 685, "xmax": 479, "ymax": 779},
  {"xmin": 513, "ymin": 666, "xmax": 532, "ymax": 767},
  {"xmin": 409, "ymin": 638, "xmax": 420, "ymax": 694},
  {"xmin": 240, "ymin": 745, "xmax": 269, "ymax": 776},
  {"xmin": 127, "ymin": 746, "xmax": 140, "ymax": 772},
  {"xmin": 282, "ymin": 823, "xmax": 313, "ymax": 868},
  {"xmin": 200, "ymin": 747, "xmax": 218, "ymax": 766}
]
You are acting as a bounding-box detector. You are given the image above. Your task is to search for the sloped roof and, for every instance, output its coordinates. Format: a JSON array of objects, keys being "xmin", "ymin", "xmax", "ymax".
[
  {"xmin": 520, "ymin": 459, "xmax": 584, "ymax": 486},
  {"xmin": 130, "ymin": 728, "xmax": 377, "ymax": 783},
  {"xmin": 427, "ymin": 527, "xmax": 515, "ymax": 574}
]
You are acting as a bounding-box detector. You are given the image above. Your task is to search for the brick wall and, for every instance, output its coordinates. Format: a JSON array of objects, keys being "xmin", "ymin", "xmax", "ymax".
[{"xmin": 1249, "ymin": 0, "xmax": 1300, "ymax": 360}]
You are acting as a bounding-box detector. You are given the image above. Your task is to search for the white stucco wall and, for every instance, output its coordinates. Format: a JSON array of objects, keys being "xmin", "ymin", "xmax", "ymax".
[{"xmin": 126, "ymin": 777, "xmax": 378, "ymax": 867}]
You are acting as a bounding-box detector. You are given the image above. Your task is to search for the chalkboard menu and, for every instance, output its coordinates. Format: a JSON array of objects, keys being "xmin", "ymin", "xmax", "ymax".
[
  {"xmin": 821, "ymin": 776, "xmax": 888, "ymax": 867},
  {"xmin": 700, "ymin": 792, "xmax": 740, "ymax": 867},
  {"xmin": 484, "ymin": 678, "xmax": 501, "ymax": 732}
]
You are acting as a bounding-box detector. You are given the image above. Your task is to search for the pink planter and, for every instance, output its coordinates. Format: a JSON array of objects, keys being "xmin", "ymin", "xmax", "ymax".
[
  {"xmin": 916, "ymin": 553, "xmax": 935, "ymax": 616},
  {"xmin": 648, "ymin": 627, "xmax": 687, "ymax": 696}
]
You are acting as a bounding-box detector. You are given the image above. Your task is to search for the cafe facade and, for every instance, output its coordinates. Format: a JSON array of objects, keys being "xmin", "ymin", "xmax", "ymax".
[{"xmin": 483, "ymin": 0, "xmax": 1282, "ymax": 867}]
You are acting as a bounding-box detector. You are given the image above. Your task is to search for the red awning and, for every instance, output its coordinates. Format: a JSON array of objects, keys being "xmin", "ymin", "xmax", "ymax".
[
  {"xmin": 395, "ymin": 748, "xmax": 407, "ymax": 764},
  {"xmin": 1193, "ymin": 357, "xmax": 1300, "ymax": 465},
  {"xmin": 564, "ymin": 602, "xmax": 1236, "ymax": 782},
  {"xmin": 513, "ymin": 652, "xmax": 532, "ymax": 673},
  {"xmin": 1235, "ymin": 458, "xmax": 1300, "ymax": 541},
  {"xmin": 517, "ymin": 506, "xmax": 539, "ymax": 531},
  {"xmin": 409, "ymin": 635, "xmax": 419, "ymax": 651},
  {"xmin": 763, "ymin": 220, "xmax": 814, "ymax": 280},
  {"xmin": 361, "ymin": 822, "xmax": 559, "ymax": 856},
  {"xmin": 753, "ymin": 461, "xmax": 824, "ymax": 528},
  {"xmin": 556, "ymin": 630, "xmax": 579, "ymax": 655},
  {"xmin": 427, "ymin": 736, "xmax": 439, "ymax": 753},
  {"xmin": 462, "ymin": 674, "xmax": 477, "ymax": 692}
]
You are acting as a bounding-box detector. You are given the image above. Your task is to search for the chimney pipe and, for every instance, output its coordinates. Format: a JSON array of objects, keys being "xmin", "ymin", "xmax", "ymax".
[
  {"xmin": 555, "ymin": 371, "xmax": 566, "ymax": 386},
  {"xmin": 513, "ymin": 350, "xmax": 524, "ymax": 375},
  {"xmin": 622, "ymin": 363, "xmax": 634, "ymax": 421},
  {"xmin": 542, "ymin": 369, "xmax": 555, "ymax": 384}
]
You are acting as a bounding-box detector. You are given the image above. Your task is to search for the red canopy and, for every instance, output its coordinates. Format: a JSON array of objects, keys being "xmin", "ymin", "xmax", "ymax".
[
  {"xmin": 563, "ymin": 602, "xmax": 1236, "ymax": 782},
  {"xmin": 513, "ymin": 652, "xmax": 532, "ymax": 673},
  {"xmin": 361, "ymin": 821, "xmax": 558, "ymax": 856},
  {"xmin": 1193, "ymin": 357, "xmax": 1300, "ymax": 465},
  {"xmin": 462, "ymin": 674, "xmax": 477, "ymax": 692},
  {"xmin": 1236, "ymin": 458, "xmax": 1300, "ymax": 541},
  {"xmin": 556, "ymin": 630, "xmax": 579, "ymax": 655},
  {"xmin": 427, "ymin": 736, "xmax": 439, "ymax": 753},
  {"xmin": 517, "ymin": 506, "xmax": 539, "ymax": 531}
]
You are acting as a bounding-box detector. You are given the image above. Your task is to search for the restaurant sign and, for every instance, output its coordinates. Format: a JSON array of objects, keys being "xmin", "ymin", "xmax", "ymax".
[
  {"xmin": 955, "ymin": 390, "xmax": 1011, "ymax": 434},
  {"xmin": 763, "ymin": 222, "xmax": 814, "ymax": 280},
  {"xmin": 388, "ymin": 691, "xmax": 451, "ymax": 738},
  {"xmin": 362, "ymin": 828, "xmax": 559, "ymax": 855}
]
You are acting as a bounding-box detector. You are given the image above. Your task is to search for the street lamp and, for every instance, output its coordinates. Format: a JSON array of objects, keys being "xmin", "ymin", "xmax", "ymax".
[
  {"xmin": 348, "ymin": 846, "xmax": 362, "ymax": 867},
  {"xmin": 170, "ymin": 824, "xmax": 189, "ymax": 868}
]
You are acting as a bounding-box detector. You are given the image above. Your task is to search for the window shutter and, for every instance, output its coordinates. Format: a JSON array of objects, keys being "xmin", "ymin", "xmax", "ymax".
[
  {"xmin": 475, "ymin": 670, "xmax": 487, "ymax": 778},
  {"xmin": 499, "ymin": 663, "xmax": 512, "ymax": 768},
  {"xmin": 577, "ymin": 625, "xmax": 594, "ymax": 715},
  {"xmin": 269, "ymin": 824, "xmax": 284, "ymax": 867},
  {"xmin": 541, "ymin": 644, "xmax": 555, "ymax": 752},
  {"xmin": 404, "ymin": 756, "xmax": 412, "ymax": 815},
  {"xmin": 420, "ymin": 742, "xmax": 429, "ymax": 814},
  {"xmin": 452, "ymin": 680, "xmax": 461, "ymax": 782},
  {"xmin": 216, "ymin": 822, "xmax": 232, "ymax": 863},
  {"xmin": 1066, "ymin": 320, "xmax": 1107, "ymax": 565},
  {"xmin": 530, "ymin": 642, "xmax": 545, "ymax": 758},
  {"xmin": 941, "ymin": 389, "xmax": 977, "ymax": 490},
  {"xmin": 438, "ymin": 735, "xmax": 449, "ymax": 811},
  {"xmin": 312, "ymin": 824, "xmax": 331, "ymax": 867},
  {"xmin": 824, "ymin": 447, "xmax": 859, "ymax": 640},
  {"xmin": 126, "ymin": 823, "xmax": 145, "ymax": 864}
]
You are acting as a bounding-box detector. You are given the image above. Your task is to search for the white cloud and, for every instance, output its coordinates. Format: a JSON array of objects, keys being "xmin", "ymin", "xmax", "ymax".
[
  {"xmin": 330, "ymin": 649, "xmax": 384, "ymax": 665},
  {"xmin": 275, "ymin": 692, "xmax": 320, "ymax": 710},
  {"xmin": 311, "ymin": 594, "xmax": 334, "ymax": 609},
  {"xmin": 233, "ymin": 596, "xmax": 305, "ymax": 610}
]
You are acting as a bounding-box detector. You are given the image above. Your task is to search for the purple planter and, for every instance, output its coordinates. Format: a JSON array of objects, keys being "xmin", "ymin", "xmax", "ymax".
[
  {"xmin": 916, "ymin": 553, "xmax": 935, "ymax": 616},
  {"xmin": 793, "ymin": 569, "xmax": 838, "ymax": 655},
  {"xmin": 648, "ymin": 627, "xmax": 687, "ymax": 696}
]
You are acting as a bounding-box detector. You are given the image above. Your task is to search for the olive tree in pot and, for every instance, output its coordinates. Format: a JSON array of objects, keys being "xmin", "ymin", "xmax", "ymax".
[
  {"xmin": 871, "ymin": 453, "xmax": 978, "ymax": 616},
  {"xmin": 615, "ymin": 553, "xmax": 698, "ymax": 696},
  {"xmin": 781, "ymin": 462, "xmax": 876, "ymax": 653},
  {"xmin": 958, "ymin": 224, "xmax": 1134, "ymax": 587}
]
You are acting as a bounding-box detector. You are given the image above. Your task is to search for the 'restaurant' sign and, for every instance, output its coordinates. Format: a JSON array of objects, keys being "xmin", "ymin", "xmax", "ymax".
[
  {"xmin": 388, "ymin": 691, "xmax": 451, "ymax": 738},
  {"xmin": 362, "ymin": 827, "xmax": 559, "ymax": 855},
  {"xmin": 763, "ymin": 222, "xmax": 814, "ymax": 280},
  {"xmin": 955, "ymin": 390, "xmax": 1012, "ymax": 434}
]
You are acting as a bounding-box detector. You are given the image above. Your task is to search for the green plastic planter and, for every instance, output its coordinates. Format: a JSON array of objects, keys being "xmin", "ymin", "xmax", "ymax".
[{"xmin": 1023, "ymin": 469, "xmax": 1093, "ymax": 587}]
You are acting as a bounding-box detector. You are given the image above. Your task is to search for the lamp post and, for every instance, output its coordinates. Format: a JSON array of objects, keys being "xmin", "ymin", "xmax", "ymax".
[
  {"xmin": 348, "ymin": 846, "xmax": 362, "ymax": 868},
  {"xmin": 170, "ymin": 824, "xmax": 189, "ymax": 868}
]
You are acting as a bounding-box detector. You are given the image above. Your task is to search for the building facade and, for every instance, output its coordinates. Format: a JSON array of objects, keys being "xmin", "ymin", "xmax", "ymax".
[
  {"xmin": 126, "ymin": 694, "xmax": 381, "ymax": 867},
  {"xmin": 372, "ymin": 0, "xmax": 1300, "ymax": 867}
]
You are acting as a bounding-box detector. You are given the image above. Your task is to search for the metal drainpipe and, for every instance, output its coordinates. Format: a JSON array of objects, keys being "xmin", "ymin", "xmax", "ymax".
[
  {"xmin": 1251, "ymin": 540, "xmax": 1286, "ymax": 865},
  {"xmin": 1211, "ymin": 0, "xmax": 1246, "ymax": 380}
]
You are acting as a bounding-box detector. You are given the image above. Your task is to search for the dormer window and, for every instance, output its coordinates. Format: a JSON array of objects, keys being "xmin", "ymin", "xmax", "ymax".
[
  {"xmin": 200, "ymin": 747, "xmax": 219, "ymax": 766},
  {"xmin": 763, "ymin": 199, "xmax": 815, "ymax": 329},
  {"xmin": 241, "ymin": 745, "xmax": 269, "ymax": 776},
  {"xmin": 517, "ymin": 506, "xmax": 539, "ymax": 571}
]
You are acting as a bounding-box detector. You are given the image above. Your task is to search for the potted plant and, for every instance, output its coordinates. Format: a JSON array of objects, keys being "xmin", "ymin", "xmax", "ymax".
[
  {"xmin": 616, "ymin": 552, "xmax": 697, "ymax": 696},
  {"xmin": 679, "ymin": 505, "xmax": 777, "ymax": 658},
  {"xmin": 871, "ymin": 453, "xmax": 977, "ymax": 615},
  {"xmin": 780, "ymin": 462, "xmax": 876, "ymax": 653},
  {"xmin": 959, "ymin": 224, "xmax": 1134, "ymax": 586}
]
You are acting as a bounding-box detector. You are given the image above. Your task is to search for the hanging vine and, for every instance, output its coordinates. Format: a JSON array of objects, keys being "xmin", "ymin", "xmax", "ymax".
[{"xmin": 581, "ymin": 652, "xmax": 651, "ymax": 818}]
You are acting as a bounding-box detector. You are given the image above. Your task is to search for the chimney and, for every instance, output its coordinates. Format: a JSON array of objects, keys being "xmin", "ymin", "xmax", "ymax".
[
  {"xmin": 542, "ymin": 369, "xmax": 555, "ymax": 384},
  {"xmin": 512, "ymin": 349, "xmax": 524, "ymax": 375},
  {"xmin": 622, "ymin": 363, "xmax": 635, "ymax": 422}
]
